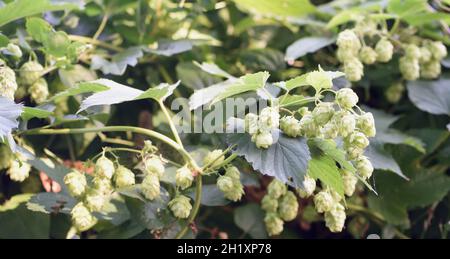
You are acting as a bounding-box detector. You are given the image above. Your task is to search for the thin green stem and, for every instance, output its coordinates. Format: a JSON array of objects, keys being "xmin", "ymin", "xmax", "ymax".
[
  {"xmin": 20, "ymin": 126, "xmax": 192, "ymax": 162},
  {"xmin": 93, "ymin": 13, "xmax": 109, "ymax": 40},
  {"xmin": 68, "ymin": 35, "xmax": 124, "ymax": 52},
  {"xmin": 158, "ymin": 100, "xmax": 184, "ymax": 148},
  {"xmin": 389, "ymin": 18, "xmax": 400, "ymax": 36},
  {"xmin": 175, "ymin": 175, "xmax": 202, "ymax": 239}
]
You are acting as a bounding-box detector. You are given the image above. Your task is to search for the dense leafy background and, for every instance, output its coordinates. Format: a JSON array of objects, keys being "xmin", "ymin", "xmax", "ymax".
[{"xmin": 0, "ymin": 0, "xmax": 449, "ymax": 239}]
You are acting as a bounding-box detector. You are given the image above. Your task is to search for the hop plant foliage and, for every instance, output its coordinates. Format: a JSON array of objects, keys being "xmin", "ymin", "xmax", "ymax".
[{"xmin": 0, "ymin": 0, "xmax": 448, "ymax": 240}]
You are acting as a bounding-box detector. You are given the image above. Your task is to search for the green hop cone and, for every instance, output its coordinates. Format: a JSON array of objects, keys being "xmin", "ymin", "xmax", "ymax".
[
  {"xmin": 324, "ymin": 203, "xmax": 346, "ymax": 233},
  {"xmin": 336, "ymin": 29, "xmax": 361, "ymax": 51},
  {"xmin": 321, "ymin": 121, "xmax": 338, "ymax": 139},
  {"xmin": 280, "ymin": 116, "xmax": 302, "ymax": 137},
  {"xmin": 336, "ymin": 88, "xmax": 359, "ymax": 110},
  {"xmin": 359, "ymin": 46, "xmax": 377, "ymax": 65},
  {"xmin": 252, "ymin": 131, "xmax": 273, "ymax": 149},
  {"xmin": 427, "ymin": 41, "xmax": 447, "ymax": 60},
  {"xmin": 95, "ymin": 156, "xmax": 115, "ymax": 179},
  {"xmin": 225, "ymin": 166, "xmax": 241, "ymax": 181},
  {"xmin": 6, "ymin": 43, "xmax": 22, "ymax": 58},
  {"xmin": 337, "ymin": 48, "xmax": 357, "ymax": 62},
  {"xmin": 345, "ymin": 132, "xmax": 369, "ymax": 150},
  {"xmin": 203, "ymin": 149, "xmax": 225, "ymax": 169},
  {"xmin": 258, "ymin": 107, "xmax": 280, "ymax": 131},
  {"xmin": 141, "ymin": 174, "xmax": 160, "ymax": 200},
  {"xmin": 92, "ymin": 177, "xmax": 113, "ymax": 195},
  {"xmin": 399, "ymin": 56, "xmax": 420, "ymax": 81},
  {"xmin": 114, "ymin": 166, "xmax": 135, "ymax": 188},
  {"xmin": 385, "ymin": 81, "xmax": 404, "ymax": 103},
  {"xmin": 264, "ymin": 212, "xmax": 284, "ymax": 236},
  {"xmin": 71, "ymin": 202, "xmax": 97, "ymax": 232},
  {"xmin": 84, "ymin": 188, "xmax": 107, "ymax": 212},
  {"xmin": 224, "ymin": 181, "xmax": 245, "ymax": 202},
  {"xmin": 299, "ymin": 113, "xmax": 318, "ymax": 138},
  {"xmin": 7, "ymin": 158, "xmax": 31, "ymax": 182},
  {"xmin": 245, "ymin": 113, "xmax": 259, "ymax": 134},
  {"xmin": 19, "ymin": 61, "xmax": 44, "ymax": 85},
  {"xmin": 404, "ymin": 44, "xmax": 421, "ymax": 59},
  {"xmin": 343, "ymin": 57, "xmax": 364, "ymax": 82},
  {"xmin": 375, "ymin": 38, "xmax": 394, "ymax": 63},
  {"xmin": 64, "ymin": 170, "xmax": 87, "ymax": 197},
  {"xmin": 355, "ymin": 155, "xmax": 374, "ymax": 180},
  {"xmin": 312, "ymin": 102, "xmax": 335, "ymax": 125},
  {"xmin": 313, "ymin": 191, "xmax": 334, "ymax": 213},
  {"xmin": 143, "ymin": 156, "xmax": 165, "ymax": 177},
  {"xmin": 0, "ymin": 64, "xmax": 18, "ymax": 100},
  {"xmin": 335, "ymin": 111, "xmax": 356, "ymax": 138},
  {"xmin": 420, "ymin": 59, "xmax": 441, "ymax": 79},
  {"xmin": 217, "ymin": 175, "xmax": 234, "ymax": 193},
  {"xmin": 261, "ymin": 195, "xmax": 278, "ymax": 213},
  {"xmin": 356, "ymin": 112, "xmax": 376, "ymax": 137},
  {"xmin": 342, "ymin": 169, "xmax": 358, "ymax": 196},
  {"xmin": 175, "ymin": 165, "xmax": 194, "ymax": 190},
  {"xmin": 297, "ymin": 175, "xmax": 316, "ymax": 198},
  {"xmin": 278, "ymin": 191, "xmax": 299, "ymax": 221},
  {"xmin": 28, "ymin": 78, "xmax": 49, "ymax": 104},
  {"xmin": 267, "ymin": 179, "xmax": 287, "ymax": 199},
  {"xmin": 0, "ymin": 145, "xmax": 13, "ymax": 170},
  {"xmin": 168, "ymin": 195, "xmax": 192, "ymax": 219},
  {"xmin": 345, "ymin": 146, "xmax": 364, "ymax": 161},
  {"xmin": 419, "ymin": 46, "xmax": 432, "ymax": 63}
]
